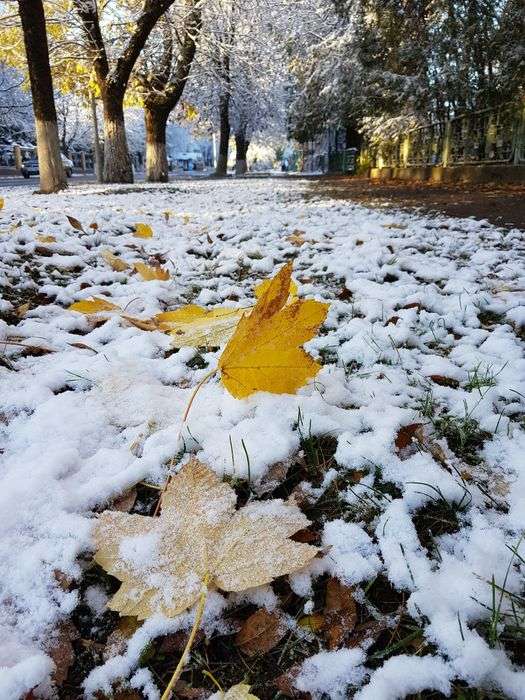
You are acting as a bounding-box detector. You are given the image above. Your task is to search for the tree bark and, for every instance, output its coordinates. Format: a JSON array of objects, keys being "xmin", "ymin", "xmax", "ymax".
[
  {"xmin": 101, "ymin": 93, "xmax": 133, "ymax": 183},
  {"xmin": 73, "ymin": 0, "xmax": 180, "ymax": 184},
  {"xmin": 90, "ymin": 93, "xmax": 103, "ymax": 183},
  {"xmin": 145, "ymin": 107, "xmax": 169, "ymax": 182},
  {"xmin": 18, "ymin": 0, "xmax": 67, "ymax": 193},
  {"xmin": 215, "ymin": 94, "xmax": 230, "ymax": 176},
  {"xmin": 235, "ymin": 132, "xmax": 249, "ymax": 175}
]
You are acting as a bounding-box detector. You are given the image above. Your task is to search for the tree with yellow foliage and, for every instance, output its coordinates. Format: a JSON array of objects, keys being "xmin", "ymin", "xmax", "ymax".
[{"xmin": 16, "ymin": 0, "xmax": 67, "ymax": 193}]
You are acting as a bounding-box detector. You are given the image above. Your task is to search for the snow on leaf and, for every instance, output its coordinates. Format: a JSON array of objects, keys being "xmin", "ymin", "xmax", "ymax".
[
  {"xmin": 68, "ymin": 297, "xmax": 121, "ymax": 314},
  {"xmin": 156, "ymin": 305, "xmax": 247, "ymax": 348},
  {"xmin": 134, "ymin": 262, "xmax": 170, "ymax": 281},
  {"xmin": 101, "ymin": 250, "xmax": 130, "ymax": 272},
  {"xmin": 219, "ymin": 684, "xmax": 259, "ymax": 700},
  {"xmin": 134, "ymin": 223, "xmax": 153, "ymax": 238},
  {"xmin": 218, "ymin": 262, "xmax": 329, "ymax": 398},
  {"xmin": 93, "ymin": 458, "xmax": 318, "ymax": 619}
]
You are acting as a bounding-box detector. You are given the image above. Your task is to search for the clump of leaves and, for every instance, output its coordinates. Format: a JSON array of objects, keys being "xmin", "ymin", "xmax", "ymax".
[
  {"xmin": 93, "ymin": 459, "xmax": 318, "ymax": 698},
  {"xmin": 134, "ymin": 262, "xmax": 170, "ymax": 281}
]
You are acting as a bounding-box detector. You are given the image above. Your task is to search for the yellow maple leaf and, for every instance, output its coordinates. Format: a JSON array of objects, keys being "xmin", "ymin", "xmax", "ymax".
[
  {"xmin": 68, "ymin": 297, "xmax": 121, "ymax": 314},
  {"xmin": 218, "ymin": 262, "xmax": 329, "ymax": 398},
  {"xmin": 254, "ymin": 276, "xmax": 298, "ymax": 301},
  {"xmin": 93, "ymin": 458, "xmax": 318, "ymax": 620},
  {"xmin": 134, "ymin": 262, "xmax": 170, "ymax": 281},
  {"xmin": 0, "ymin": 197, "xmax": 4, "ymax": 211},
  {"xmin": 101, "ymin": 250, "xmax": 130, "ymax": 272},
  {"xmin": 134, "ymin": 223, "xmax": 153, "ymax": 238},
  {"xmin": 36, "ymin": 235, "xmax": 57, "ymax": 244},
  {"xmin": 156, "ymin": 305, "xmax": 247, "ymax": 348}
]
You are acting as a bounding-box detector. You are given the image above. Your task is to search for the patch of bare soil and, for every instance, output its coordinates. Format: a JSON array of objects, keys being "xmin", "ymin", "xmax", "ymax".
[{"xmin": 304, "ymin": 176, "xmax": 525, "ymax": 230}]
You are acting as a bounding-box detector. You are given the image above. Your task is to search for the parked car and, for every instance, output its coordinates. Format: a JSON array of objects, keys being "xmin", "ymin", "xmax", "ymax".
[{"xmin": 21, "ymin": 153, "xmax": 74, "ymax": 178}]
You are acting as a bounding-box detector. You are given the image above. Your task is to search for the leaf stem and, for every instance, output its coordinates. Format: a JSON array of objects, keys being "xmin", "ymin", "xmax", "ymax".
[
  {"xmin": 161, "ymin": 583, "xmax": 208, "ymax": 700},
  {"xmin": 180, "ymin": 367, "xmax": 218, "ymax": 430},
  {"xmin": 153, "ymin": 368, "xmax": 218, "ymax": 517}
]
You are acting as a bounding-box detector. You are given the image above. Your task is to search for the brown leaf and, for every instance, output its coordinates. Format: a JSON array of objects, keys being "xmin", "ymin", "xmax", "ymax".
[
  {"xmin": 111, "ymin": 489, "xmax": 137, "ymax": 513},
  {"xmin": 322, "ymin": 578, "xmax": 357, "ymax": 650},
  {"xmin": 402, "ymin": 302, "xmax": 423, "ymax": 311},
  {"xmin": 104, "ymin": 617, "xmax": 141, "ymax": 661},
  {"xmin": 48, "ymin": 622, "xmax": 79, "ymax": 686},
  {"xmin": 429, "ymin": 374, "xmax": 459, "ymax": 389},
  {"xmin": 337, "ymin": 287, "xmax": 353, "ymax": 301},
  {"xmin": 291, "ymin": 528, "xmax": 320, "ymax": 544},
  {"xmin": 159, "ymin": 629, "xmax": 205, "ymax": 655},
  {"xmin": 386, "ymin": 315, "xmax": 400, "ymax": 326},
  {"xmin": 68, "ymin": 342, "xmax": 99, "ymax": 354},
  {"xmin": 89, "ymin": 222, "xmax": 99, "ymax": 230},
  {"xmin": 235, "ymin": 608, "xmax": 286, "ymax": 657},
  {"xmin": 348, "ymin": 619, "xmax": 389, "ymax": 648},
  {"xmin": 395, "ymin": 423, "xmax": 424, "ymax": 451},
  {"xmin": 274, "ymin": 665, "xmax": 310, "ymax": 699},
  {"xmin": 121, "ymin": 315, "xmax": 159, "ymax": 332},
  {"xmin": 66, "ymin": 215, "xmax": 85, "ymax": 233}
]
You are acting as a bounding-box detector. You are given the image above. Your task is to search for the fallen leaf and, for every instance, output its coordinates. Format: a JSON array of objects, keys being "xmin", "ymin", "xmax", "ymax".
[
  {"xmin": 104, "ymin": 616, "xmax": 141, "ymax": 661},
  {"xmin": 163, "ymin": 210, "xmax": 172, "ymax": 222},
  {"xmin": 298, "ymin": 614, "xmax": 324, "ymax": 632},
  {"xmin": 322, "ymin": 577, "xmax": 357, "ymax": 649},
  {"xmin": 286, "ymin": 229, "xmax": 306, "ymax": 246},
  {"xmin": 134, "ymin": 223, "xmax": 153, "ymax": 238},
  {"xmin": 218, "ymin": 263, "xmax": 329, "ymax": 398},
  {"xmin": 383, "ymin": 223, "xmax": 407, "ymax": 230},
  {"xmin": 182, "ymin": 214, "xmax": 191, "ymax": 224},
  {"xmin": 101, "ymin": 250, "xmax": 130, "ymax": 272},
  {"xmin": 134, "ymin": 262, "xmax": 170, "ymax": 281},
  {"xmin": 0, "ymin": 197, "xmax": 4, "ymax": 210},
  {"xmin": 68, "ymin": 342, "xmax": 99, "ymax": 353},
  {"xmin": 89, "ymin": 222, "xmax": 99, "ymax": 230},
  {"xmin": 111, "ymin": 488, "xmax": 137, "ymax": 512},
  {"xmin": 156, "ymin": 305, "xmax": 247, "ymax": 348},
  {"xmin": 121, "ymin": 315, "xmax": 159, "ymax": 332},
  {"xmin": 395, "ymin": 423, "xmax": 424, "ymax": 451},
  {"xmin": 66, "ymin": 215, "xmax": 85, "ymax": 233},
  {"xmin": 235, "ymin": 608, "xmax": 286, "ymax": 657},
  {"xmin": 219, "ymin": 685, "xmax": 259, "ymax": 700},
  {"xmin": 93, "ymin": 458, "xmax": 318, "ymax": 619},
  {"xmin": 254, "ymin": 276, "xmax": 298, "ymax": 301},
  {"xmin": 69, "ymin": 297, "xmax": 121, "ymax": 314},
  {"xmin": 15, "ymin": 302, "xmax": 30, "ymax": 318},
  {"xmin": 48, "ymin": 622, "xmax": 78, "ymax": 686},
  {"xmin": 36, "ymin": 234, "xmax": 57, "ymax": 244},
  {"xmin": 429, "ymin": 374, "xmax": 459, "ymax": 388}
]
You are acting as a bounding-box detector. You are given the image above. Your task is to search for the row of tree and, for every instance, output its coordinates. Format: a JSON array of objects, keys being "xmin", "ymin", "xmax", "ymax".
[
  {"xmin": 5, "ymin": 0, "xmax": 289, "ymax": 192},
  {"xmin": 288, "ymin": 0, "xmax": 525, "ymax": 145}
]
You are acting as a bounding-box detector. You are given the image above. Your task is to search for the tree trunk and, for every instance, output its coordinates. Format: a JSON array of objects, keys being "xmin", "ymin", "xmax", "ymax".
[
  {"xmin": 144, "ymin": 107, "xmax": 169, "ymax": 182},
  {"xmin": 18, "ymin": 0, "xmax": 67, "ymax": 193},
  {"xmin": 215, "ymin": 95, "xmax": 230, "ymax": 176},
  {"xmin": 90, "ymin": 93, "xmax": 103, "ymax": 183},
  {"xmin": 102, "ymin": 95, "xmax": 133, "ymax": 183},
  {"xmin": 235, "ymin": 132, "xmax": 249, "ymax": 175}
]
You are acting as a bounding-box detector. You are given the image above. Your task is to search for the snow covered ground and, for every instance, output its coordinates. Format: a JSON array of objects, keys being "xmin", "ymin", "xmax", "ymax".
[{"xmin": 0, "ymin": 178, "xmax": 524, "ymax": 699}]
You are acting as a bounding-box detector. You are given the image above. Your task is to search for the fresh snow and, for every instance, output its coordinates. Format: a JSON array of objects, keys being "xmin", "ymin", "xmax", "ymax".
[{"xmin": 0, "ymin": 178, "xmax": 524, "ymax": 698}]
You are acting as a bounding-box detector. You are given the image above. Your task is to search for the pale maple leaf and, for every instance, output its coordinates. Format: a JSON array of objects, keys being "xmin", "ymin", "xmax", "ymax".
[{"xmin": 93, "ymin": 459, "xmax": 318, "ymax": 619}]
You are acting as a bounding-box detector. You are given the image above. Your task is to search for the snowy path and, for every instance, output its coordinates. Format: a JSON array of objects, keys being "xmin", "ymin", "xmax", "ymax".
[{"xmin": 0, "ymin": 179, "xmax": 524, "ymax": 698}]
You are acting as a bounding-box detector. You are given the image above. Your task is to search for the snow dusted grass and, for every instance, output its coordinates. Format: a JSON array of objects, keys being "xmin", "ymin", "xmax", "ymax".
[{"xmin": 0, "ymin": 178, "xmax": 524, "ymax": 698}]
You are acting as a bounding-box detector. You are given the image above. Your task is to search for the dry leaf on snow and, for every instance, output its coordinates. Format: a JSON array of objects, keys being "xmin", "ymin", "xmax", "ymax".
[
  {"xmin": 0, "ymin": 197, "xmax": 4, "ymax": 211},
  {"xmin": 286, "ymin": 229, "xmax": 306, "ymax": 246},
  {"xmin": 218, "ymin": 262, "xmax": 329, "ymax": 398},
  {"xmin": 134, "ymin": 262, "xmax": 170, "ymax": 281},
  {"xmin": 134, "ymin": 223, "xmax": 153, "ymax": 238},
  {"xmin": 66, "ymin": 215, "xmax": 85, "ymax": 233},
  {"xmin": 156, "ymin": 305, "xmax": 247, "ymax": 348},
  {"xmin": 93, "ymin": 458, "xmax": 318, "ymax": 619},
  {"xmin": 68, "ymin": 297, "xmax": 121, "ymax": 314},
  {"xmin": 36, "ymin": 235, "xmax": 57, "ymax": 244},
  {"xmin": 101, "ymin": 250, "xmax": 130, "ymax": 272},
  {"xmin": 235, "ymin": 608, "xmax": 286, "ymax": 656}
]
